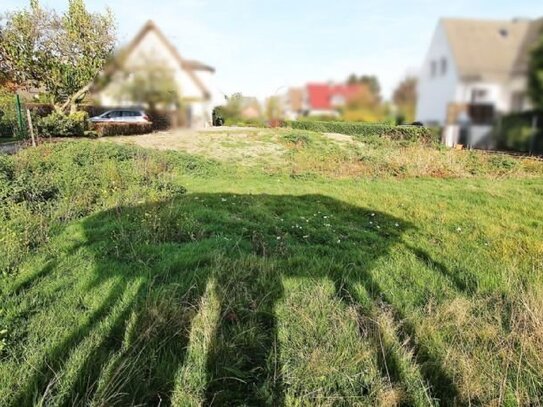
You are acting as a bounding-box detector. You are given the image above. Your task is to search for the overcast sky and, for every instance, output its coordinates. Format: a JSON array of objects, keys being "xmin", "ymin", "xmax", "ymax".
[{"xmin": 4, "ymin": 0, "xmax": 543, "ymax": 100}]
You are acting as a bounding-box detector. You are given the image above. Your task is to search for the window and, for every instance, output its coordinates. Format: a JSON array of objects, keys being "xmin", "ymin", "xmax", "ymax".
[
  {"xmin": 440, "ymin": 58, "xmax": 447, "ymax": 75},
  {"xmin": 468, "ymin": 104, "xmax": 495, "ymax": 125},
  {"xmin": 430, "ymin": 60, "xmax": 437, "ymax": 77},
  {"xmin": 471, "ymin": 89, "xmax": 488, "ymax": 104}
]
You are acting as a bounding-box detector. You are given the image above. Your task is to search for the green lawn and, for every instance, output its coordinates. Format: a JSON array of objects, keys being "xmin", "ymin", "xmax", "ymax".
[{"xmin": 1, "ymin": 135, "xmax": 542, "ymax": 406}]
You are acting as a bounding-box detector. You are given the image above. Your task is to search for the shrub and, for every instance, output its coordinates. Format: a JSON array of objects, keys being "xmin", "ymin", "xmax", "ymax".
[
  {"xmin": 280, "ymin": 131, "xmax": 313, "ymax": 146},
  {"xmin": 497, "ymin": 111, "xmax": 543, "ymax": 154},
  {"xmin": 92, "ymin": 122, "xmax": 153, "ymax": 137},
  {"xmin": 37, "ymin": 111, "xmax": 89, "ymax": 137},
  {"xmin": 0, "ymin": 90, "xmax": 19, "ymax": 138},
  {"xmin": 0, "ymin": 121, "xmax": 15, "ymax": 138},
  {"xmin": 223, "ymin": 117, "xmax": 268, "ymax": 128},
  {"xmin": 284, "ymin": 120, "xmax": 434, "ymax": 143}
]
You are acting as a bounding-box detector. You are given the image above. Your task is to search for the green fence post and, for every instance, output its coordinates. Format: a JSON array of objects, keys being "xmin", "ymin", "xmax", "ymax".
[{"xmin": 15, "ymin": 94, "xmax": 26, "ymax": 139}]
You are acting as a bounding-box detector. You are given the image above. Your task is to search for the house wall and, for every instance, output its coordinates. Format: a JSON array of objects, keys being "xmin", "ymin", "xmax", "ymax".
[
  {"xmin": 454, "ymin": 79, "xmax": 530, "ymax": 114},
  {"xmin": 416, "ymin": 22, "xmax": 459, "ymax": 125}
]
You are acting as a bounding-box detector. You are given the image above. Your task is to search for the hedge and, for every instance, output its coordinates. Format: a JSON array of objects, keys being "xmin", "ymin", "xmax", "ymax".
[
  {"xmin": 284, "ymin": 120, "xmax": 434, "ymax": 143},
  {"xmin": 37, "ymin": 111, "xmax": 89, "ymax": 137},
  {"xmin": 497, "ymin": 111, "xmax": 543, "ymax": 154},
  {"xmin": 92, "ymin": 122, "xmax": 153, "ymax": 137}
]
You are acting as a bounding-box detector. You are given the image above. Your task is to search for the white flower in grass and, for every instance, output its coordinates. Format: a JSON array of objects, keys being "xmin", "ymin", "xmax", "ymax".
[
  {"xmin": 221, "ymin": 198, "xmax": 227, "ymax": 202},
  {"xmin": 337, "ymin": 239, "xmax": 341, "ymax": 243},
  {"xmin": 456, "ymin": 227, "xmax": 462, "ymax": 232},
  {"xmin": 371, "ymin": 213, "xmax": 375, "ymax": 217},
  {"xmin": 303, "ymin": 235, "xmax": 309, "ymax": 239},
  {"xmin": 376, "ymin": 225, "xmax": 381, "ymax": 229},
  {"xmin": 395, "ymin": 223, "xmax": 400, "ymax": 227},
  {"xmin": 369, "ymin": 221, "xmax": 373, "ymax": 225},
  {"xmin": 276, "ymin": 236, "xmax": 281, "ymax": 240}
]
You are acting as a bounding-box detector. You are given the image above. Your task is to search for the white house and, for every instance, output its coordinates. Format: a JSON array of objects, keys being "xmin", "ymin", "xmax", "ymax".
[
  {"xmin": 96, "ymin": 20, "xmax": 222, "ymax": 128},
  {"xmin": 416, "ymin": 17, "xmax": 543, "ymax": 147}
]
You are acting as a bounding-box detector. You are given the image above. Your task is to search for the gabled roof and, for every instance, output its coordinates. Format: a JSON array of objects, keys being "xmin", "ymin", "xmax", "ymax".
[
  {"xmin": 109, "ymin": 20, "xmax": 213, "ymax": 99},
  {"xmin": 306, "ymin": 83, "xmax": 362, "ymax": 110},
  {"xmin": 442, "ymin": 17, "xmax": 542, "ymax": 82}
]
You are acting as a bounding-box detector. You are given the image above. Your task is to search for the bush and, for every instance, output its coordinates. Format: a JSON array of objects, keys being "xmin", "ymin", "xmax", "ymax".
[
  {"xmin": 37, "ymin": 111, "xmax": 89, "ymax": 137},
  {"xmin": 284, "ymin": 120, "xmax": 434, "ymax": 143},
  {"xmin": 0, "ymin": 121, "xmax": 15, "ymax": 138},
  {"xmin": 92, "ymin": 122, "xmax": 153, "ymax": 137},
  {"xmin": 498, "ymin": 111, "xmax": 543, "ymax": 154},
  {"xmin": 223, "ymin": 117, "xmax": 268, "ymax": 128},
  {"xmin": 0, "ymin": 90, "xmax": 19, "ymax": 138}
]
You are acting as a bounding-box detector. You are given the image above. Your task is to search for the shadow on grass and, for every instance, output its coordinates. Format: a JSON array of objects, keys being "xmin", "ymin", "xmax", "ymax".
[
  {"xmin": 8, "ymin": 193, "xmax": 461, "ymax": 406},
  {"xmin": 408, "ymin": 245, "xmax": 478, "ymax": 294}
]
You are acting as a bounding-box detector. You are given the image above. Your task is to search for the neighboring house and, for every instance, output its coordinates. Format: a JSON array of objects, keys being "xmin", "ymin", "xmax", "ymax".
[
  {"xmin": 94, "ymin": 20, "xmax": 221, "ymax": 128},
  {"xmin": 239, "ymin": 96, "xmax": 262, "ymax": 119},
  {"xmin": 416, "ymin": 17, "xmax": 543, "ymax": 147},
  {"xmin": 283, "ymin": 83, "xmax": 362, "ymax": 118}
]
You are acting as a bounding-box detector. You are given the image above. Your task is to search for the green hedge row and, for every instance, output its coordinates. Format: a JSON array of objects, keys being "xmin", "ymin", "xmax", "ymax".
[
  {"xmin": 284, "ymin": 120, "xmax": 434, "ymax": 142},
  {"xmin": 34, "ymin": 111, "xmax": 153, "ymax": 137},
  {"xmin": 92, "ymin": 122, "xmax": 153, "ymax": 137}
]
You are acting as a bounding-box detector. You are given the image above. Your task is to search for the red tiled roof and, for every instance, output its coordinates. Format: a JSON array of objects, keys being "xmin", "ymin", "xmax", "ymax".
[{"xmin": 306, "ymin": 83, "xmax": 362, "ymax": 110}]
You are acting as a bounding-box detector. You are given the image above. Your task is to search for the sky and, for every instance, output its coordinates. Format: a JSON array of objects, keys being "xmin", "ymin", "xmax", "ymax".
[{"xmin": 3, "ymin": 0, "xmax": 543, "ymax": 100}]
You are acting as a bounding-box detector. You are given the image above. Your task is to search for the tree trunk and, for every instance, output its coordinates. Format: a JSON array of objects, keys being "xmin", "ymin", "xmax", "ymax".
[{"xmin": 60, "ymin": 82, "xmax": 93, "ymax": 114}]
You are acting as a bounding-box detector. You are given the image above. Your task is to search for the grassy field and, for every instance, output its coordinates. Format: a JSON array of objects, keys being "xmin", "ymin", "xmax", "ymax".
[{"xmin": 1, "ymin": 130, "xmax": 542, "ymax": 406}]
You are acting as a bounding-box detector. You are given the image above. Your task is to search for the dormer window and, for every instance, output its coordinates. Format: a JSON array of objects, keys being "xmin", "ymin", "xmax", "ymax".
[
  {"xmin": 431, "ymin": 61, "xmax": 437, "ymax": 77},
  {"xmin": 440, "ymin": 58, "xmax": 447, "ymax": 75}
]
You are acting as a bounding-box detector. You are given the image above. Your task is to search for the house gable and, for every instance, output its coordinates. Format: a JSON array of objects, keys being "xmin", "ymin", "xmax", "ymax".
[
  {"xmin": 415, "ymin": 22, "xmax": 459, "ymax": 124},
  {"xmin": 100, "ymin": 20, "xmax": 213, "ymax": 104}
]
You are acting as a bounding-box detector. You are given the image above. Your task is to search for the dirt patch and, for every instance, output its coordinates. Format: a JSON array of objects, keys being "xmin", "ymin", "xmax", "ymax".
[
  {"xmin": 99, "ymin": 128, "xmax": 287, "ymax": 164},
  {"xmin": 323, "ymin": 132, "xmax": 356, "ymax": 144}
]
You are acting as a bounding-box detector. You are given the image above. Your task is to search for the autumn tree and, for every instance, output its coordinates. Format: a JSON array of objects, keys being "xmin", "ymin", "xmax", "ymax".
[
  {"xmin": 347, "ymin": 74, "xmax": 381, "ymax": 102},
  {"xmin": 342, "ymin": 84, "xmax": 385, "ymax": 123},
  {"xmin": 0, "ymin": 0, "xmax": 116, "ymax": 112},
  {"xmin": 392, "ymin": 76, "xmax": 417, "ymax": 123}
]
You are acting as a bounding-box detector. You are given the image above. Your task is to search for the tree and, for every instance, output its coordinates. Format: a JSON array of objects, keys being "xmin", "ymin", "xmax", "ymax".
[
  {"xmin": 342, "ymin": 84, "xmax": 386, "ymax": 123},
  {"xmin": 117, "ymin": 62, "xmax": 180, "ymax": 111},
  {"xmin": 265, "ymin": 96, "xmax": 281, "ymax": 120},
  {"xmin": 528, "ymin": 27, "xmax": 543, "ymax": 110},
  {"xmin": 346, "ymin": 74, "xmax": 381, "ymax": 102},
  {"xmin": 392, "ymin": 76, "xmax": 417, "ymax": 123},
  {"xmin": 0, "ymin": 0, "xmax": 116, "ymax": 112}
]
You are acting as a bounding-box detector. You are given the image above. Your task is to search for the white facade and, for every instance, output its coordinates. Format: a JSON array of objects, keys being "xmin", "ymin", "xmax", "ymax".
[{"xmin": 416, "ymin": 23, "xmax": 459, "ymax": 125}]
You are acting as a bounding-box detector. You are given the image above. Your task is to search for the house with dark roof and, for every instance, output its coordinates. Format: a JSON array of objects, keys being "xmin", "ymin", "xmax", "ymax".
[
  {"xmin": 95, "ymin": 20, "xmax": 221, "ymax": 128},
  {"xmin": 416, "ymin": 17, "xmax": 543, "ymax": 147}
]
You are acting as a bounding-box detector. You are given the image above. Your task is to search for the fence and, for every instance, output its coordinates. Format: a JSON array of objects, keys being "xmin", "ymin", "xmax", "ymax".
[{"xmin": 0, "ymin": 93, "xmax": 28, "ymax": 140}]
